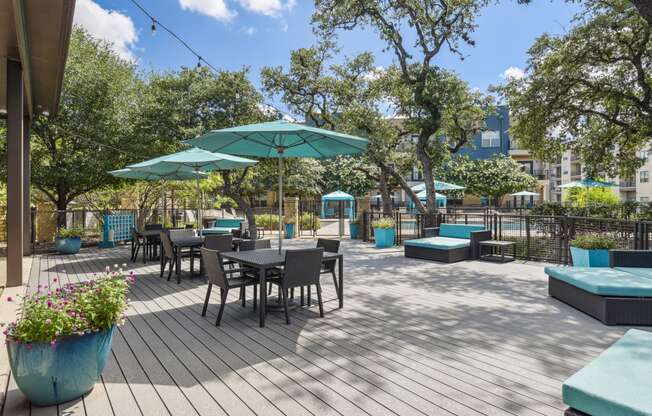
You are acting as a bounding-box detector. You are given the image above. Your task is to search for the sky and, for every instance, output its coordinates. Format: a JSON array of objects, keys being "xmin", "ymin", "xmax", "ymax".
[{"xmin": 74, "ymin": 0, "xmax": 581, "ymax": 108}]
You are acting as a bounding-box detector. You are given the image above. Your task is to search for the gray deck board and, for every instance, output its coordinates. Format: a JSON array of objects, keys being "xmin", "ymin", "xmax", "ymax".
[{"xmin": 2, "ymin": 240, "xmax": 632, "ymax": 415}]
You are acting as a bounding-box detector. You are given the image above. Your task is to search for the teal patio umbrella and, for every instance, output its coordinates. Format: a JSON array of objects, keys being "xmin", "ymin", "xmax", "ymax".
[
  {"xmin": 558, "ymin": 179, "xmax": 616, "ymax": 189},
  {"xmin": 186, "ymin": 120, "xmax": 368, "ymax": 251},
  {"xmin": 411, "ymin": 181, "xmax": 466, "ymax": 193},
  {"xmin": 125, "ymin": 147, "xmax": 257, "ymax": 230},
  {"xmin": 109, "ymin": 168, "xmax": 209, "ymax": 181},
  {"xmin": 510, "ymin": 190, "xmax": 539, "ymax": 208}
]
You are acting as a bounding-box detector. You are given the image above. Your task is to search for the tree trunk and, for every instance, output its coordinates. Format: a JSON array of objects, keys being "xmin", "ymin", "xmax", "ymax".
[
  {"xmin": 416, "ymin": 134, "xmax": 438, "ymax": 215},
  {"xmin": 632, "ymin": 0, "xmax": 652, "ymax": 26},
  {"xmin": 378, "ymin": 166, "xmax": 393, "ymax": 215},
  {"xmin": 383, "ymin": 163, "xmax": 427, "ymax": 214},
  {"xmin": 231, "ymin": 193, "xmax": 257, "ymax": 239},
  {"xmin": 56, "ymin": 190, "xmax": 68, "ymax": 229}
]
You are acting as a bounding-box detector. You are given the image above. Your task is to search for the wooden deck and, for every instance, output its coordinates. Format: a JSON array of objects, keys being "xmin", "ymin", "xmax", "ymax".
[{"xmin": 2, "ymin": 239, "xmax": 630, "ymax": 416}]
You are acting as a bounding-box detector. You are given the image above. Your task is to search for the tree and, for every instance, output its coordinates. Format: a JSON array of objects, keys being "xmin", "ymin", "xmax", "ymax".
[
  {"xmin": 313, "ymin": 0, "xmax": 490, "ymax": 219},
  {"xmin": 565, "ymin": 186, "xmax": 620, "ymax": 207},
  {"xmin": 18, "ymin": 29, "xmax": 152, "ymax": 225},
  {"xmin": 500, "ymin": 0, "xmax": 651, "ymax": 178},
  {"xmin": 319, "ymin": 156, "xmax": 375, "ymax": 196},
  {"xmin": 435, "ymin": 155, "xmax": 538, "ymax": 206},
  {"xmin": 517, "ymin": 0, "xmax": 652, "ymax": 27}
]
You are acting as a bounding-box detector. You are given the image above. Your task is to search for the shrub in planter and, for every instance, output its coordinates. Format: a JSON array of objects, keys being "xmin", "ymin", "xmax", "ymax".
[
  {"xmin": 372, "ymin": 217, "xmax": 395, "ymax": 248},
  {"xmin": 349, "ymin": 219, "xmax": 360, "ymax": 239},
  {"xmin": 55, "ymin": 227, "xmax": 84, "ymax": 254},
  {"xmin": 4, "ymin": 267, "xmax": 134, "ymax": 405},
  {"xmin": 570, "ymin": 234, "xmax": 617, "ymax": 267}
]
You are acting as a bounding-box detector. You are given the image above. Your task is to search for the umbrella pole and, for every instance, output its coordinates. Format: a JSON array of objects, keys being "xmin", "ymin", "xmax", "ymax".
[
  {"xmin": 195, "ymin": 169, "xmax": 202, "ymax": 234},
  {"xmin": 278, "ymin": 150, "xmax": 284, "ymax": 254}
]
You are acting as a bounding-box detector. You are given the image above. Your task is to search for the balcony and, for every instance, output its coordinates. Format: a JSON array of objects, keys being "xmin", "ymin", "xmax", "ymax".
[
  {"xmin": 619, "ymin": 180, "xmax": 636, "ymax": 189},
  {"xmin": 508, "ymin": 148, "xmax": 530, "ymax": 157}
]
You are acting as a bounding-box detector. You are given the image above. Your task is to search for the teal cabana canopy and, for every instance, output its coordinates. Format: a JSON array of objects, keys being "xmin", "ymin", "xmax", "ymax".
[
  {"xmin": 321, "ymin": 191, "xmax": 356, "ymax": 219},
  {"xmin": 411, "ymin": 181, "xmax": 465, "ymax": 192},
  {"xmin": 559, "ymin": 179, "xmax": 616, "ymax": 189},
  {"xmin": 412, "ymin": 190, "xmax": 447, "ymax": 210}
]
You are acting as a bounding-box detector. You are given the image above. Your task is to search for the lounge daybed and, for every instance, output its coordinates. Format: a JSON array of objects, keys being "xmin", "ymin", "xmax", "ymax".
[
  {"xmin": 546, "ymin": 250, "xmax": 652, "ymax": 325},
  {"xmin": 201, "ymin": 218, "xmax": 244, "ymax": 235},
  {"xmin": 563, "ymin": 328, "xmax": 652, "ymax": 416},
  {"xmin": 404, "ymin": 223, "xmax": 491, "ymax": 263}
]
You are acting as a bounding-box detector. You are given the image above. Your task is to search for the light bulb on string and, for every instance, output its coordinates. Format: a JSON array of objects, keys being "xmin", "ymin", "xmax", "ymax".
[
  {"xmin": 151, "ymin": 19, "xmax": 157, "ymax": 35},
  {"xmin": 197, "ymin": 57, "xmax": 202, "ymax": 68}
]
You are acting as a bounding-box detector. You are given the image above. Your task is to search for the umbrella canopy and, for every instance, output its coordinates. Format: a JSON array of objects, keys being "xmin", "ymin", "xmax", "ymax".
[
  {"xmin": 416, "ymin": 190, "xmax": 447, "ymax": 200},
  {"xmin": 510, "ymin": 191, "xmax": 539, "ymax": 197},
  {"xmin": 126, "ymin": 147, "xmax": 257, "ymax": 175},
  {"xmin": 186, "ymin": 120, "xmax": 368, "ymax": 252},
  {"xmin": 185, "ymin": 120, "xmax": 368, "ymax": 158},
  {"xmin": 411, "ymin": 181, "xmax": 465, "ymax": 192},
  {"xmin": 559, "ymin": 179, "xmax": 616, "ymax": 189},
  {"xmin": 109, "ymin": 168, "xmax": 208, "ymax": 181},
  {"xmin": 322, "ymin": 190, "xmax": 355, "ymax": 201},
  {"xmin": 125, "ymin": 147, "xmax": 257, "ymax": 231}
]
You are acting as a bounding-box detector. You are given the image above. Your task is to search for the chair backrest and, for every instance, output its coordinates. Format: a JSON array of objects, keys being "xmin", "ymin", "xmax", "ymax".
[
  {"xmin": 439, "ymin": 223, "xmax": 485, "ymax": 239},
  {"xmin": 204, "ymin": 234, "xmax": 233, "ymax": 252},
  {"xmin": 145, "ymin": 223, "xmax": 163, "ymax": 230},
  {"xmin": 169, "ymin": 229, "xmax": 194, "ymax": 240},
  {"xmin": 239, "ymin": 238, "xmax": 271, "ymax": 251},
  {"xmin": 200, "ymin": 248, "xmax": 228, "ymax": 289},
  {"xmin": 159, "ymin": 231, "xmax": 174, "ymax": 259},
  {"xmin": 283, "ymin": 248, "xmax": 324, "ymax": 289},
  {"xmin": 131, "ymin": 227, "xmax": 141, "ymax": 240},
  {"xmin": 317, "ymin": 238, "xmax": 340, "ymax": 253}
]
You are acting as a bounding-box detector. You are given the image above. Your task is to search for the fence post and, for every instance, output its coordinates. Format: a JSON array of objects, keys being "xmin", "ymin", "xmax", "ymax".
[
  {"xmin": 525, "ymin": 215, "xmax": 531, "ymax": 260},
  {"xmin": 493, "ymin": 213, "xmax": 498, "ymax": 239},
  {"xmin": 362, "ymin": 210, "xmax": 368, "ymax": 242}
]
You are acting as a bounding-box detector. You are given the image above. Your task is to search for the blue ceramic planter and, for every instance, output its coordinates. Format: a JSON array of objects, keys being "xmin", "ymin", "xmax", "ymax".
[
  {"xmin": 570, "ymin": 246, "xmax": 610, "ymax": 267},
  {"xmin": 374, "ymin": 227, "xmax": 395, "ymax": 248},
  {"xmin": 350, "ymin": 223, "xmax": 359, "ymax": 239},
  {"xmin": 7, "ymin": 326, "xmax": 115, "ymax": 406},
  {"xmin": 285, "ymin": 223, "xmax": 295, "ymax": 239},
  {"xmin": 55, "ymin": 237, "xmax": 81, "ymax": 255}
]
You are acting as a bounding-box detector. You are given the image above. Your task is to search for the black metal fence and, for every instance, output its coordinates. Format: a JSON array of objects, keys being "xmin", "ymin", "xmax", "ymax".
[{"xmin": 361, "ymin": 210, "xmax": 652, "ymax": 264}]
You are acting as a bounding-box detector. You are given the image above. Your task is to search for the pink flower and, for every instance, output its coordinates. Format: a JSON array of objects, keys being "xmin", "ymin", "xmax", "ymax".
[
  {"xmin": 6, "ymin": 296, "xmax": 12, "ymax": 302},
  {"xmin": 53, "ymin": 277, "xmax": 58, "ymax": 283},
  {"xmin": 45, "ymin": 318, "xmax": 52, "ymax": 325},
  {"xmin": 50, "ymin": 340, "xmax": 56, "ymax": 347}
]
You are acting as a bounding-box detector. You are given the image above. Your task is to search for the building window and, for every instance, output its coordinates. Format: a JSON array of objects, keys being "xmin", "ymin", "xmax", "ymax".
[
  {"xmin": 641, "ymin": 150, "xmax": 649, "ymax": 161},
  {"xmin": 481, "ymin": 130, "xmax": 500, "ymax": 148},
  {"xmin": 641, "ymin": 171, "xmax": 649, "ymax": 183},
  {"xmin": 411, "ymin": 168, "xmax": 423, "ymax": 181}
]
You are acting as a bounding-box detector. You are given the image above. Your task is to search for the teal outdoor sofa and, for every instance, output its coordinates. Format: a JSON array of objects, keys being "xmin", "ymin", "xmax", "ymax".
[
  {"xmin": 546, "ymin": 250, "xmax": 652, "ymax": 325},
  {"xmin": 404, "ymin": 223, "xmax": 491, "ymax": 263},
  {"xmin": 563, "ymin": 329, "xmax": 652, "ymax": 416},
  {"xmin": 201, "ymin": 218, "xmax": 244, "ymax": 235}
]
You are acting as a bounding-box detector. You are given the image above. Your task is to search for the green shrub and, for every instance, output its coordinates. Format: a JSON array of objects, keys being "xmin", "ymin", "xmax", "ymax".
[
  {"xmin": 4, "ymin": 267, "xmax": 133, "ymax": 344},
  {"xmin": 530, "ymin": 202, "xmax": 567, "ymax": 217},
  {"xmin": 299, "ymin": 213, "xmax": 320, "ymax": 230},
  {"xmin": 57, "ymin": 227, "xmax": 85, "ymax": 239},
  {"xmin": 570, "ymin": 234, "xmax": 618, "ymax": 250},
  {"xmin": 372, "ymin": 217, "xmax": 395, "ymax": 229},
  {"xmin": 256, "ymin": 213, "xmax": 321, "ymax": 230}
]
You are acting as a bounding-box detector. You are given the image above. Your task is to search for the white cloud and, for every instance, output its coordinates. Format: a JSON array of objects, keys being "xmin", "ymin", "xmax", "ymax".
[
  {"xmin": 236, "ymin": 0, "xmax": 294, "ymax": 17},
  {"xmin": 280, "ymin": 20, "xmax": 289, "ymax": 32},
  {"xmin": 179, "ymin": 0, "xmax": 236, "ymax": 22},
  {"xmin": 501, "ymin": 66, "xmax": 525, "ymax": 80},
  {"xmin": 241, "ymin": 26, "xmax": 257, "ymax": 35},
  {"xmin": 73, "ymin": 0, "xmax": 138, "ymax": 61}
]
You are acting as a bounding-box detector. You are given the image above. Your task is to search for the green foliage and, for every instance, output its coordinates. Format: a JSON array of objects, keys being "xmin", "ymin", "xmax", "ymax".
[
  {"xmin": 4, "ymin": 268, "xmax": 133, "ymax": 344},
  {"xmin": 499, "ymin": 0, "xmax": 652, "ymax": 178},
  {"xmin": 570, "ymin": 234, "xmax": 618, "ymax": 250},
  {"xmin": 372, "ymin": 217, "xmax": 395, "ymax": 229},
  {"xmin": 320, "ymin": 156, "xmax": 376, "ymax": 196},
  {"xmin": 435, "ymin": 155, "xmax": 538, "ymax": 205},
  {"xmin": 56, "ymin": 227, "xmax": 85, "ymax": 239},
  {"xmin": 564, "ymin": 187, "xmax": 620, "ymax": 207},
  {"xmin": 255, "ymin": 213, "xmax": 320, "ymax": 230},
  {"xmin": 531, "ymin": 202, "xmax": 567, "ymax": 217}
]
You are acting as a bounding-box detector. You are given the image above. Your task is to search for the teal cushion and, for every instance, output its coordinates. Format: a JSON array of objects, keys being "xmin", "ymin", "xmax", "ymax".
[
  {"xmin": 615, "ymin": 267, "xmax": 652, "ymax": 280},
  {"xmin": 563, "ymin": 329, "xmax": 652, "ymax": 416},
  {"xmin": 439, "ymin": 223, "xmax": 485, "ymax": 239},
  {"xmin": 202, "ymin": 227, "xmax": 234, "ymax": 235},
  {"xmin": 545, "ymin": 266, "xmax": 652, "ymax": 297},
  {"xmin": 404, "ymin": 237, "xmax": 470, "ymax": 250},
  {"xmin": 213, "ymin": 218, "xmax": 243, "ymax": 228}
]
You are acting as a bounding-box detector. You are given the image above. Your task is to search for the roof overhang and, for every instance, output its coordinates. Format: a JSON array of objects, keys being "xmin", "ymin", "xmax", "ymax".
[{"xmin": 0, "ymin": 0, "xmax": 75, "ymax": 116}]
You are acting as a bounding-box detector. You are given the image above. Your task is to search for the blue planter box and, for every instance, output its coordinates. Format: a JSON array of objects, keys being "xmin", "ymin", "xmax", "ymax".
[
  {"xmin": 570, "ymin": 246, "xmax": 610, "ymax": 267},
  {"xmin": 374, "ymin": 227, "xmax": 395, "ymax": 248},
  {"xmin": 8, "ymin": 326, "xmax": 116, "ymax": 406},
  {"xmin": 350, "ymin": 223, "xmax": 359, "ymax": 239},
  {"xmin": 55, "ymin": 237, "xmax": 81, "ymax": 254},
  {"xmin": 285, "ymin": 223, "xmax": 295, "ymax": 239}
]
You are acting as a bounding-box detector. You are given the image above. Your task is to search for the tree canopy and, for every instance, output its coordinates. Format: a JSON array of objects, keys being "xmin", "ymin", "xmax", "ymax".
[{"xmin": 500, "ymin": 0, "xmax": 651, "ymax": 178}]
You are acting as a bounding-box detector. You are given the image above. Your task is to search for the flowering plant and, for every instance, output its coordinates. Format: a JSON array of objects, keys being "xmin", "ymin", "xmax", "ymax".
[{"xmin": 4, "ymin": 266, "xmax": 134, "ymax": 345}]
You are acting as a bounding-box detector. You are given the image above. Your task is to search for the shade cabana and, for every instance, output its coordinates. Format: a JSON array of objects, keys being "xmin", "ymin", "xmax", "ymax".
[
  {"xmin": 410, "ymin": 190, "xmax": 447, "ymax": 210},
  {"xmin": 321, "ymin": 191, "xmax": 356, "ymax": 219}
]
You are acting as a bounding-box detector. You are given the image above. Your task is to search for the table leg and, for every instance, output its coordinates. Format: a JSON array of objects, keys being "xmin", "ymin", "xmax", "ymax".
[
  {"xmin": 190, "ymin": 247, "xmax": 195, "ymax": 276},
  {"xmin": 501, "ymin": 246, "xmax": 505, "ymax": 262},
  {"xmin": 259, "ymin": 267, "xmax": 267, "ymax": 327},
  {"xmin": 176, "ymin": 247, "xmax": 181, "ymax": 279},
  {"xmin": 338, "ymin": 256, "xmax": 343, "ymax": 309}
]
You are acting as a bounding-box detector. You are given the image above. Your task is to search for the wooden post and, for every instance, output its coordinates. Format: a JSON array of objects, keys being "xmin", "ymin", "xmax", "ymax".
[
  {"xmin": 6, "ymin": 59, "xmax": 24, "ymax": 287},
  {"xmin": 23, "ymin": 116, "xmax": 31, "ymax": 255}
]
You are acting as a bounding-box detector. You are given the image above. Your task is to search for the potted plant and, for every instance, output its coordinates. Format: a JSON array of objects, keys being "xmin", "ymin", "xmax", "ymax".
[
  {"xmin": 4, "ymin": 267, "xmax": 134, "ymax": 405},
  {"xmin": 284, "ymin": 217, "xmax": 295, "ymax": 239},
  {"xmin": 570, "ymin": 234, "xmax": 617, "ymax": 267},
  {"xmin": 372, "ymin": 217, "xmax": 395, "ymax": 248},
  {"xmin": 55, "ymin": 227, "xmax": 84, "ymax": 254},
  {"xmin": 349, "ymin": 218, "xmax": 360, "ymax": 239}
]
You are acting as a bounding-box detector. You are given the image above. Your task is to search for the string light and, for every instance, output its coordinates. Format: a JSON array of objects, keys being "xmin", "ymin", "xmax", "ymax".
[
  {"xmin": 150, "ymin": 19, "xmax": 157, "ymax": 36},
  {"xmin": 197, "ymin": 57, "xmax": 202, "ymax": 68}
]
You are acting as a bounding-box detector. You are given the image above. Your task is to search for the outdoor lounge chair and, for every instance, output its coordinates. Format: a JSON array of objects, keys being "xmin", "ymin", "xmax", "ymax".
[
  {"xmin": 404, "ymin": 223, "xmax": 491, "ymax": 263},
  {"xmin": 562, "ymin": 328, "xmax": 652, "ymax": 415},
  {"xmin": 546, "ymin": 250, "xmax": 652, "ymax": 325}
]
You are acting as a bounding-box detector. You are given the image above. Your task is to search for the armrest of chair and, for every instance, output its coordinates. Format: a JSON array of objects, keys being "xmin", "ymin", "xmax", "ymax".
[
  {"xmin": 423, "ymin": 227, "xmax": 439, "ymax": 237},
  {"xmin": 470, "ymin": 230, "xmax": 492, "ymax": 259},
  {"xmin": 609, "ymin": 250, "xmax": 652, "ymax": 268}
]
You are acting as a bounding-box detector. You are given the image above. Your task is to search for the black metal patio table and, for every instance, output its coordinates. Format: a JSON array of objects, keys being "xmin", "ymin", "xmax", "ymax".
[
  {"xmin": 170, "ymin": 235, "xmax": 205, "ymax": 278},
  {"xmin": 221, "ymin": 248, "xmax": 344, "ymax": 327},
  {"xmin": 139, "ymin": 229, "xmax": 162, "ymax": 263}
]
